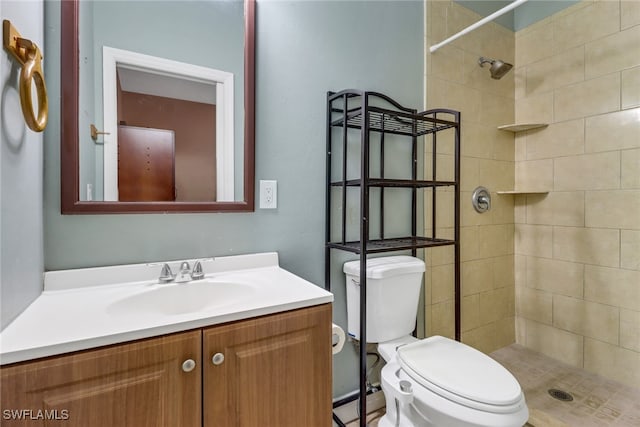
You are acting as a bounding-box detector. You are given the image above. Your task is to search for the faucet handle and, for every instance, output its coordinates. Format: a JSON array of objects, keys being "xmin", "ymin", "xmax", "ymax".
[
  {"xmin": 179, "ymin": 261, "xmax": 191, "ymax": 272},
  {"xmin": 191, "ymin": 260, "xmax": 205, "ymax": 280},
  {"xmin": 159, "ymin": 263, "xmax": 175, "ymax": 283}
]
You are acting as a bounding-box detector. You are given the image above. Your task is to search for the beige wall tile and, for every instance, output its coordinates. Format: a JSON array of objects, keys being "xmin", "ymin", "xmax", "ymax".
[
  {"xmin": 553, "ymin": 226, "xmax": 620, "ymax": 267},
  {"xmin": 516, "ymin": 21, "xmax": 554, "ymax": 67},
  {"xmin": 525, "ymin": 46, "xmax": 585, "ymax": 97},
  {"xmin": 524, "ymin": 57, "xmax": 556, "ymax": 97},
  {"xmin": 491, "ymin": 192, "xmax": 515, "ymax": 225},
  {"xmin": 553, "ymin": 295, "xmax": 619, "ymax": 345},
  {"xmin": 621, "ymin": 230, "xmax": 640, "ymax": 270},
  {"xmin": 478, "ymin": 224, "xmax": 513, "ymax": 258},
  {"xmin": 493, "ymin": 255, "xmax": 515, "ymax": 289},
  {"xmin": 426, "ymin": 0, "xmax": 448, "ymax": 41},
  {"xmin": 553, "ymin": 0, "xmax": 619, "ymax": 53},
  {"xmin": 525, "ymin": 119, "xmax": 584, "ymax": 160},
  {"xmin": 584, "ymin": 265, "xmax": 640, "ymax": 311},
  {"xmin": 460, "ymin": 226, "xmax": 480, "ymax": 261},
  {"xmin": 429, "ymin": 44, "xmax": 465, "ymax": 84},
  {"xmin": 586, "ymin": 190, "xmax": 640, "ymax": 230},
  {"xmin": 585, "ymin": 108, "xmax": 640, "ymax": 153},
  {"xmin": 515, "ymin": 316, "xmax": 526, "ymax": 345},
  {"xmin": 461, "ymin": 258, "xmax": 494, "ymax": 296},
  {"xmin": 622, "ymin": 149, "xmax": 640, "ymax": 189},
  {"xmin": 460, "ymin": 156, "xmax": 480, "ymax": 192},
  {"xmin": 430, "ymin": 243, "xmax": 455, "ymax": 267},
  {"xmin": 514, "ymin": 66, "xmax": 526, "ymax": 101},
  {"xmin": 462, "ymin": 322, "xmax": 498, "ymax": 354},
  {"xmin": 515, "ymin": 254, "xmax": 526, "ymax": 288},
  {"xmin": 431, "ymin": 263, "xmax": 454, "ymax": 304},
  {"xmin": 584, "ymin": 338, "xmax": 640, "ymax": 388},
  {"xmin": 428, "ymin": 78, "xmax": 481, "ymax": 122},
  {"xmin": 516, "ymin": 287, "xmax": 553, "ymax": 324},
  {"xmin": 514, "ymin": 194, "xmax": 527, "ymax": 224},
  {"xmin": 585, "ymin": 25, "xmax": 640, "ymax": 79},
  {"xmin": 516, "ymin": 92, "xmax": 554, "ymax": 124},
  {"xmin": 553, "ymin": 45, "xmax": 586, "ymax": 89},
  {"xmin": 430, "ymin": 299, "xmax": 455, "ymax": 339},
  {"xmin": 526, "ymin": 256, "xmax": 584, "ymax": 298},
  {"xmin": 622, "ymin": 66, "xmax": 640, "ymax": 109},
  {"xmin": 461, "ymin": 123, "xmax": 497, "ymax": 160},
  {"xmin": 479, "ymin": 159, "xmax": 515, "ymax": 192},
  {"xmin": 516, "ymin": 159, "xmax": 553, "ymax": 192},
  {"xmin": 554, "ymin": 73, "xmax": 621, "ymax": 122},
  {"xmin": 525, "ymin": 320, "xmax": 584, "ymax": 368},
  {"xmin": 515, "ymin": 224, "xmax": 553, "ymax": 257},
  {"xmin": 494, "ymin": 317, "xmax": 516, "ymax": 350},
  {"xmin": 461, "ymin": 294, "xmax": 480, "ymax": 332},
  {"xmin": 620, "ymin": 308, "xmax": 640, "ymax": 352},
  {"xmin": 621, "ymin": 0, "xmax": 640, "ymax": 29},
  {"xmin": 554, "ymin": 151, "xmax": 620, "ymax": 191},
  {"xmin": 526, "ymin": 191, "xmax": 585, "ymax": 227},
  {"xmin": 479, "ymin": 94, "xmax": 515, "ymax": 128},
  {"xmin": 479, "ymin": 287, "xmax": 510, "ymax": 325}
]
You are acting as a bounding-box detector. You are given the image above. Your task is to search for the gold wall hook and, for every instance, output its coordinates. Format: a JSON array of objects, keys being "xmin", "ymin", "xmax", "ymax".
[
  {"xmin": 3, "ymin": 20, "xmax": 48, "ymax": 132},
  {"xmin": 90, "ymin": 124, "xmax": 110, "ymax": 142}
]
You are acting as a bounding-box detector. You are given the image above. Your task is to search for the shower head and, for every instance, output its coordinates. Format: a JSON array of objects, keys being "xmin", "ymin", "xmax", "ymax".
[{"xmin": 478, "ymin": 56, "xmax": 513, "ymax": 79}]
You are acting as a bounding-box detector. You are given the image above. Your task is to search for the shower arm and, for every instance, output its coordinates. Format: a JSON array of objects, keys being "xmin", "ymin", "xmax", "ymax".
[{"xmin": 429, "ymin": 0, "xmax": 529, "ymax": 53}]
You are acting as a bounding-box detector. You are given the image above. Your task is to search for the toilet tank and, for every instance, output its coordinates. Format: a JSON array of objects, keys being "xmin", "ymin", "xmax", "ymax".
[{"xmin": 344, "ymin": 256, "xmax": 425, "ymax": 343}]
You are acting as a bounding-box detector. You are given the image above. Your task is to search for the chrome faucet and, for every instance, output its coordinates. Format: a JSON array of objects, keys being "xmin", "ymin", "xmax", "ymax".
[
  {"xmin": 191, "ymin": 260, "xmax": 205, "ymax": 280},
  {"xmin": 175, "ymin": 261, "xmax": 192, "ymax": 283},
  {"xmin": 158, "ymin": 260, "xmax": 205, "ymax": 283},
  {"xmin": 158, "ymin": 263, "xmax": 175, "ymax": 283}
]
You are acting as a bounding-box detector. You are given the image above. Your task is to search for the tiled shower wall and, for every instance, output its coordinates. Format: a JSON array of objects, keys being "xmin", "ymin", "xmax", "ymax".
[
  {"xmin": 424, "ymin": 0, "xmax": 517, "ymax": 354},
  {"xmin": 513, "ymin": 0, "xmax": 640, "ymax": 388}
]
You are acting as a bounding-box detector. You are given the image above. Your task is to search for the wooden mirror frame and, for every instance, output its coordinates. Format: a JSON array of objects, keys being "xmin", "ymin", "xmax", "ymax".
[{"xmin": 60, "ymin": 0, "xmax": 255, "ymax": 213}]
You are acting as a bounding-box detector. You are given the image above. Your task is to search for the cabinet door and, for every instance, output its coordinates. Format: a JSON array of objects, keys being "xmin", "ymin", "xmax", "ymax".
[
  {"xmin": 203, "ymin": 304, "xmax": 332, "ymax": 427},
  {"xmin": 1, "ymin": 331, "xmax": 201, "ymax": 427}
]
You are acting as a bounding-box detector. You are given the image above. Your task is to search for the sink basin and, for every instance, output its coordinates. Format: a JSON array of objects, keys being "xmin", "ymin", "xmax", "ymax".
[{"xmin": 107, "ymin": 279, "xmax": 255, "ymax": 316}]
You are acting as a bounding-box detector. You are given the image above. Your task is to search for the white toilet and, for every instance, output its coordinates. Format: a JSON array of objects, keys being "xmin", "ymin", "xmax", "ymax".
[{"xmin": 344, "ymin": 256, "xmax": 529, "ymax": 427}]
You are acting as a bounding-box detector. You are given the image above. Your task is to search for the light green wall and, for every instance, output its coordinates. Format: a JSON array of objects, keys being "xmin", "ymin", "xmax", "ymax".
[{"xmin": 44, "ymin": 0, "xmax": 423, "ymax": 397}]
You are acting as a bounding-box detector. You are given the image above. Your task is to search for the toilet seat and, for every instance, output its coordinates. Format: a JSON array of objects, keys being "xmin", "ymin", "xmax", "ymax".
[{"xmin": 396, "ymin": 336, "xmax": 524, "ymax": 414}]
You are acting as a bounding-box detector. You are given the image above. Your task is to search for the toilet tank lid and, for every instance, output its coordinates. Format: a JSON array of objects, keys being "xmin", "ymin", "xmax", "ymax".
[{"xmin": 343, "ymin": 256, "xmax": 425, "ymax": 279}]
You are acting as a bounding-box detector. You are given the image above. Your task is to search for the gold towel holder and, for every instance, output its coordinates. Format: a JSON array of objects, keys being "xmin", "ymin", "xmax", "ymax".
[{"xmin": 3, "ymin": 20, "xmax": 48, "ymax": 133}]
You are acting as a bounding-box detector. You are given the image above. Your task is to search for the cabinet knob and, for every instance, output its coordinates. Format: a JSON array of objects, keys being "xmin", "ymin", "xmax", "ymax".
[
  {"xmin": 182, "ymin": 359, "xmax": 197, "ymax": 372},
  {"xmin": 211, "ymin": 352, "xmax": 225, "ymax": 365}
]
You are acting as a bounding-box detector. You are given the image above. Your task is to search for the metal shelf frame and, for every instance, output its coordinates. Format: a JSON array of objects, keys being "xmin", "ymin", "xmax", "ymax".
[{"xmin": 325, "ymin": 90, "xmax": 461, "ymax": 427}]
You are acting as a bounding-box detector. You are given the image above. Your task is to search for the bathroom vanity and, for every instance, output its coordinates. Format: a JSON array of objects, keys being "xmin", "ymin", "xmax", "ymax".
[{"xmin": 0, "ymin": 253, "xmax": 333, "ymax": 426}]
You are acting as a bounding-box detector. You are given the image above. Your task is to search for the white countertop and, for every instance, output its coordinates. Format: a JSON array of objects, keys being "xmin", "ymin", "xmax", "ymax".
[{"xmin": 0, "ymin": 252, "xmax": 333, "ymax": 365}]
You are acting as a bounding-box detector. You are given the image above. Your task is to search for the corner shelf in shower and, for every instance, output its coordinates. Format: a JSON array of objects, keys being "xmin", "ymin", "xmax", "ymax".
[
  {"xmin": 497, "ymin": 123, "xmax": 548, "ymax": 132},
  {"xmin": 496, "ymin": 190, "xmax": 549, "ymax": 194},
  {"xmin": 325, "ymin": 90, "xmax": 461, "ymax": 427}
]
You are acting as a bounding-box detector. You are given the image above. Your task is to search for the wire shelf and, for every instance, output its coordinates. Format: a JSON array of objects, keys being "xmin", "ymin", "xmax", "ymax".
[
  {"xmin": 327, "ymin": 236, "xmax": 455, "ymax": 254},
  {"xmin": 331, "ymin": 107, "xmax": 458, "ymax": 137}
]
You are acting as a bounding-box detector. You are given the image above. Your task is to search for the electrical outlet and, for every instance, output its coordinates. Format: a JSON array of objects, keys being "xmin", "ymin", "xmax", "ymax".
[{"xmin": 259, "ymin": 180, "xmax": 277, "ymax": 209}]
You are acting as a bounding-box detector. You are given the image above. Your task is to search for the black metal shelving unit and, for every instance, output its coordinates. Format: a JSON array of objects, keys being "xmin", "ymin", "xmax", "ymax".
[{"xmin": 325, "ymin": 90, "xmax": 461, "ymax": 427}]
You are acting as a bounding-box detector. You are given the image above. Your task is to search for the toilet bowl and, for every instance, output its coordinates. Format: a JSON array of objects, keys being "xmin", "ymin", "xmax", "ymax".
[
  {"xmin": 344, "ymin": 256, "xmax": 528, "ymax": 427},
  {"xmin": 377, "ymin": 335, "xmax": 528, "ymax": 427}
]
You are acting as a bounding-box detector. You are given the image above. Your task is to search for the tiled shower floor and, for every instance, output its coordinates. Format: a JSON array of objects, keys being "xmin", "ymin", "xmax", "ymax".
[
  {"xmin": 335, "ymin": 344, "xmax": 640, "ymax": 426},
  {"xmin": 491, "ymin": 344, "xmax": 640, "ymax": 427}
]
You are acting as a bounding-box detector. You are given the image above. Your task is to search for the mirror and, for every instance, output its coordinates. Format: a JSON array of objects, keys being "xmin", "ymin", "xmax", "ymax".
[{"xmin": 61, "ymin": 0, "xmax": 255, "ymax": 213}]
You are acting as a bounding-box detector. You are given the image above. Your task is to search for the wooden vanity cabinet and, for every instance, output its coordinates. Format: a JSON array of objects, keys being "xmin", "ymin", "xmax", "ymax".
[
  {"xmin": 204, "ymin": 303, "xmax": 332, "ymax": 427},
  {"xmin": 0, "ymin": 304, "xmax": 332, "ymax": 427},
  {"xmin": 0, "ymin": 331, "xmax": 201, "ymax": 427}
]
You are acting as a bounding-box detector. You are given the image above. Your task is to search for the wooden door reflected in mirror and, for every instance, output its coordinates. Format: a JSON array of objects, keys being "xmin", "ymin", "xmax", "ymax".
[{"xmin": 60, "ymin": 0, "xmax": 255, "ymax": 213}]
